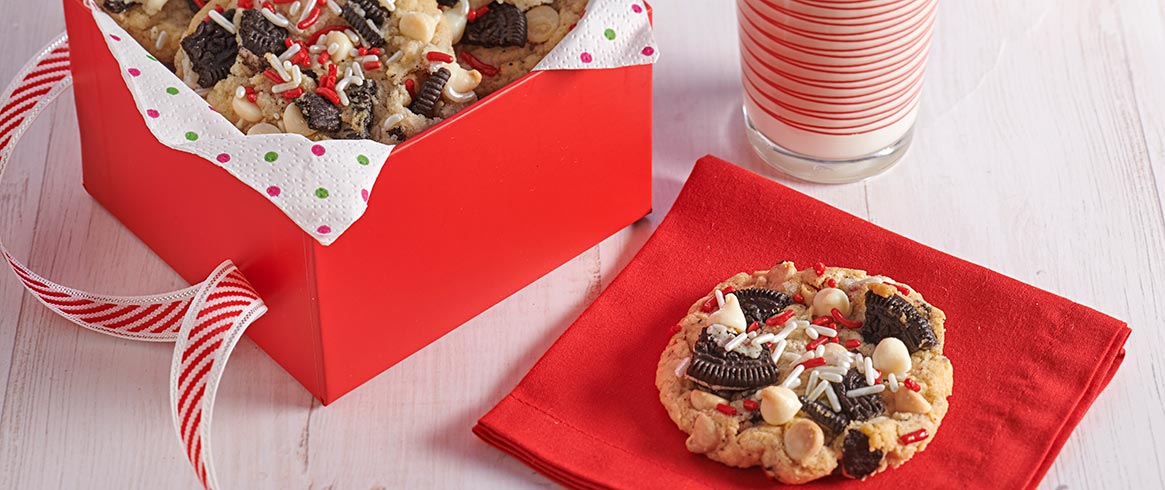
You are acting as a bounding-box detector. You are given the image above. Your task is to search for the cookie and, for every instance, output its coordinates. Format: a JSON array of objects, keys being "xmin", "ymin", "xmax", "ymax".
[
  {"xmin": 100, "ymin": 0, "xmax": 198, "ymax": 67},
  {"xmin": 462, "ymin": 2, "xmax": 527, "ymax": 47},
  {"xmin": 180, "ymin": 9, "xmax": 239, "ymax": 88},
  {"xmin": 656, "ymin": 262, "xmax": 954, "ymax": 484},
  {"xmin": 458, "ymin": 0, "xmax": 586, "ymax": 94}
]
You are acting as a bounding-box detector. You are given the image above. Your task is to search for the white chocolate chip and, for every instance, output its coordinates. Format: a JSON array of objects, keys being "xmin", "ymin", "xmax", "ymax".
[
  {"xmin": 525, "ymin": 5, "xmax": 560, "ymax": 44},
  {"xmin": 399, "ymin": 11, "xmax": 439, "ymax": 43},
  {"xmin": 812, "ymin": 287, "xmax": 851, "ymax": 317},
  {"xmin": 783, "ymin": 419, "xmax": 824, "ymax": 462},
  {"xmin": 143, "ymin": 0, "xmax": 169, "ymax": 16},
  {"xmin": 893, "ymin": 388, "xmax": 932, "ymax": 414},
  {"xmin": 444, "ymin": 0, "xmax": 471, "ymax": 43},
  {"xmin": 759, "ymin": 386, "xmax": 801, "ymax": 426},
  {"xmin": 685, "ymin": 413, "xmax": 721, "ymax": 454},
  {"xmin": 231, "ymin": 97, "xmax": 264, "ymax": 123},
  {"xmin": 707, "ymin": 293, "xmax": 748, "ymax": 333},
  {"xmin": 282, "ymin": 103, "xmax": 315, "ymax": 136},
  {"xmin": 872, "ymin": 337, "xmax": 911, "ymax": 375},
  {"xmin": 689, "ymin": 390, "xmax": 728, "ymax": 411},
  {"xmin": 822, "ymin": 343, "xmax": 849, "ymax": 365},
  {"xmin": 325, "ymin": 31, "xmax": 355, "ymax": 63},
  {"xmin": 443, "ymin": 64, "xmax": 482, "ymax": 102},
  {"xmin": 246, "ymin": 122, "xmax": 282, "ymax": 135}
]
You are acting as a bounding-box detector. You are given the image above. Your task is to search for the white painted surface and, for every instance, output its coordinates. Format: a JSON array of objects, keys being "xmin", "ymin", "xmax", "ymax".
[{"xmin": 1, "ymin": 0, "xmax": 1162, "ymax": 488}]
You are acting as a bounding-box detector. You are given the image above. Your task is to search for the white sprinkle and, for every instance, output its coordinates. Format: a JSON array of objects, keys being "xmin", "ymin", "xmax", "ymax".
[
  {"xmin": 808, "ymin": 379, "xmax": 830, "ymax": 401},
  {"xmin": 752, "ymin": 333, "xmax": 775, "ymax": 345},
  {"xmin": 806, "ymin": 370, "xmax": 819, "ymax": 395},
  {"xmin": 771, "ymin": 340, "xmax": 788, "ymax": 362},
  {"xmin": 772, "ymin": 323, "xmax": 797, "ymax": 343},
  {"xmin": 298, "ymin": 4, "xmax": 317, "ymax": 23},
  {"xmin": 335, "ymin": 77, "xmax": 352, "ymax": 93},
  {"xmin": 290, "ymin": 65, "xmax": 303, "ymax": 85},
  {"xmin": 888, "ymin": 373, "xmax": 899, "ymax": 392},
  {"xmin": 381, "ymin": 0, "xmax": 396, "ymax": 12},
  {"xmin": 351, "ymin": 3, "xmax": 367, "ymax": 15},
  {"xmin": 154, "ymin": 30, "xmax": 168, "ymax": 50},
  {"xmin": 208, "ymin": 10, "xmax": 237, "ymax": 34},
  {"xmin": 780, "ymin": 352, "xmax": 799, "ymax": 363},
  {"xmin": 327, "ymin": 42, "xmax": 341, "ymax": 55},
  {"xmin": 812, "ymin": 365, "xmax": 847, "ymax": 376},
  {"xmin": 838, "ymin": 360, "xmax": 852, "ymax": 370},
  {"xmin": 326, "ymin": 0, "xmax": 343, "ymax": 14},
  {"xmin": 818, "ymin": 372, "xmax": 844, "ymax": 383},
  {"xmin": 824, "ymin": 382, "xmax": 842, "ymax": 411},
  {"xmin": 271, "ymin": 80, "xmax": 299, "ymax": 93},
  {"xmin": 266, "ymin": 53, "xmax": 291, "ymax": 81},
  {"xmin": 385, "ymin": 50, "xmax": 403, "ymax": 64},
  {"xmin": 811, "ymin": 324, "xmax": 838, "ymax": 337},
  {"xmin": 806, "ymin": 326, "xmax": 819, "ymax": 340},
  {"xmin": 865, "ymin": 357, "xmax": 877, "ymax": 386},
  {"xmin": 234, "ymin": 86, "xmax": 246, "ymax": 98},
  {"xmin": 780, "ymin": 364, "xmax": 805, "ymax": 389},
  {"xmin": 279, "ymin": 42, "xmax": 303, "ymax": 62},
  {"xmin": 814, "ymin": 344, "xmax": 825, "ymax": 358},
  {"xmin": 346, "ymin": 30, "xmax": 360, "ymax": 43},
  {"xmin": 787, "ymin": 378, "xmax": 802, "ymax": 389},
  {"xmin": 366, "ymin": 19, "xmax": 380, "ymax": 36},
  {"xmin": 854, "ymin": 353, "xmax": 865, "ymax": 372},
  {"xmin": 290, "ymin": 0, "xmax": 302, "ymax": 16},
  {"xmin": 724, "ymin": 332, "xmax": 749, "ymax": 352},
  {"xmin": 674, "ymin": 357, "xmax": 690, "ymax": 378},
  {"xmin": 352, "ymin": 62, "xmax": 365, "ymax": 81},
  {"xmin": 847, "ymin": 384, "xmax": 886, "ymax": 397},
  {"xmin": 381, "ymin": 113, "xmax": 405, "ymax": 131},
  {"xmin": 309, "ymin": 45, "xmax": 326, "ymax": 55},
  {"xmin": 714, "ymin": 289, "xmax": 725, "ymax": 308},
  {"xmin": 338, "ymin": 89, "xmax": 350, "ymax": 106},
  {"xmin": 792, "ymin": 350, "xmax": 815, "ymax": 366},
  {"xmin": 445, "ymin": 84, "xmax": 476, "ymax": 103},
  {"xmin": 261, "ymin": 8, "xmax": 290, "ymax": 27}
]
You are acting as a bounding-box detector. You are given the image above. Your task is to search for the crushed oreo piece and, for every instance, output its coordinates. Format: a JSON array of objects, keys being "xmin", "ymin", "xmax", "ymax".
[
  {"xmin": 863, "ymin": 291, "xmax": 938, "ymax": 353},
  {"xmin": 462, "ymin": 3, "xmax": 527, "ymax": 48},
  {"xmin": 102, "ymin": 0, "xmax": 132, "ymax": 13},
  {"xmin": 350, "ymin": 0, "xmax": 391, "ymax": 25},
  {"xmin": 841, "ymin": 430, "xmax": 884, "ymax": 480},
  {"xmin": 384, "ymin": 126, "xmax": 407, "ymax": 143},
  {"xmin": 186, "ymin": 0, "xmax": 201, "ymax": 11},
  {"xmin": 685, "ymin": 327, "xmax": 778, "ymax": 396},
  {"xmin": 732, "ymin": 288, "xmax": 794, "ymax": 325},
  {"xmin": 341, "ymin": 2, "xmax": 387, "ymax": 47},
  {"xmin": 180, "ymin": 11, "xmax": 239, "ymax": 88},
  {"xmin": 344, "ymin": 80, "xmax": 380, "ymax": 139},
  {"xmin": 295, "ymin": 93, "xmax": 342, "ymax": 132},
  {"xmin": 408, "ymin": 68, "xmax": 450, "ymax": 117},
  {"xmin": 799, "ymin": 396, "xmax": 848, "ymax": 434},
  {"xmin": 436, "ymin": 0, "xmax": 459, "ymax": 6},
  {"xmin": 833, "ymin": 369, "xmax": 885, "ymax": 422},
  {"xmin": 239, "ymin": 10, "xmax": 289, "ymax": 57}
]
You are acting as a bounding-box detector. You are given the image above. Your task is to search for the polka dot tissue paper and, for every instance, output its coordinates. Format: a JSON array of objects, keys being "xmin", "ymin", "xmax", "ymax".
[{"xmin": 85, "ymin": 0, "xmax": 657, "ymax": 246}]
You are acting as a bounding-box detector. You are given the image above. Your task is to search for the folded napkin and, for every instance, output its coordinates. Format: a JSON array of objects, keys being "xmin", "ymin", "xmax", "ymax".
[{"xmin": 474, "ymin": 155, "xmax": 1130, "ymax": 489}]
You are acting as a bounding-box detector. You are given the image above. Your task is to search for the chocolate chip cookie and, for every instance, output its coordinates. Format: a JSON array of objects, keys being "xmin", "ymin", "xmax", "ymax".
[
  {"xmin": 656, "ymin": 262, "xmax": 954, "ymax": 484},
  {"xmin": 100, "ymin": 0, "xmax": 199, "ymax": 67}
]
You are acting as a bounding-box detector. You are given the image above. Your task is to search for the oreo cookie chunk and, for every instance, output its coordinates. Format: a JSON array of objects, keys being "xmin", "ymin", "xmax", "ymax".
[
  {"xmin": 342, "ymin": 80, "xmax": 380, "ymax": 139},
  {"xmin": 342, "ymin": 1, "xmax": 387, "ymax": 47},
  {"xmin": 350, "ymin": 0, "xmax": 391, "ymax": 25},
  {"xmin": 408, "ymin": 68, "xmax": 451, "ymax": 118},
  {"xmin": 295, "ymin": 93, "xmax": 342, "ymax": 132},
  {"xmin": 841, "ymin": 430, "xmax": 884, "ymax": 480},
  {"xmin": 863, "ymin": 290, "xmax": 938, "ymax": 353},
  {"xmin": 685, "ymin": 326, "xmax": 778, "ymax": 396},
  {"xmin": 180, "ymin": 11, "xmax": 240, "ymax": 88},
  {"xmin": 462, "ymin": 3, "xmax": 527, "ymax": 48},
  {"xmin": 102, "ymin": 0, "xmax": 132, "ymax": 13},
  {"xmin": 238, "ymin": 10, "xmax": 289, "ymax": 57},
  {"xmin": 833, "ymin": 369, "xmax": 885, "ymax": 422},
  {"xmin": 732, "ymin": 288, "xmax": 794, "ymax": 325},
  {"xmin": 799, "ymin": 396, "xmax": 848, "ymax": 434},
  {"xmin": 436, "ymin": 0, "xmax": 458, "ymax": 6}
]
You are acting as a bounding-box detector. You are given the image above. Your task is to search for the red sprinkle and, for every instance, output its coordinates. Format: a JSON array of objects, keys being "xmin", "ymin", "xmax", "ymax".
[
  {"xmin": 297, "ymin": 8, "xmax": 321, "ymax": 30},
  {"xmin": 404, "ymin": 78, "xmax": 416, "ymax": 97},
  {"xmin": 317, "ymin": 53, "xmax": 331, "ymax": 65},
  {"xmin": 831, "ymin": 308, "xmax": 863, "ymax": 329},
  {"xmin": 893, "ymin": 283, "xmax": 912, "ymax": 296},
  {"xmin": 766, "ymin": 309, "xmax": 795, "ymax": 326},
  {"xmin": 308, "ymin": 25, "xmax": 349, "ymax": 45},
  {"xmin": 700, "ymin": 297, "xmax": 717, "ymax": 313},
  {"xmin": 262, "ymin": 69, "xmax": 285, "ymax": 84},
  {"xmin": 900, "ymin": 429, "xmax": 929, "ymax": 445},
  {"xmin": 263, "ymin": 1, "xmax": 275, "ymax": 12},
  {"xmin": 359, "ymin": 46, "xmax": 369, "ymax": 56},
  {"xmin": 806, "ymin": 336, "xmax": 828, "ymax": 351},
  {"xmin": 281, "ymin": 87, "xmax": 304, "ymax": 99},
  {"xmin": 238, "ymin": 0, "xmax": 253, "ymax": 8},
  {"xmin": 827, "ymin": 278, "xmax": 837, "ymax": 288},
  {"xmin": 716, "ymin": 403, "xmax": 737, "ymax": 416},
  {"xmin": 369, "ymin": 47, "xmax": 381, "ymax": 55},
  {"xmin": 811, "ymin": 316, "xmax": 833, "ymax": 326},
  {"xmin": 721, "ymin": 286, "xmax": 736, "ymax": 295},
  {"xmin": 742, "ymin": 399, "xmax": 759, "ymax": 411},
  {"xmin": 747, "ymin": 322, "xmax": 760, "ymax": 333},
  {"xmin": 904, "ymin": 378, "xmax": 921, "ymax": 392},
  {"xmin": 792, "ymin": 293, "xmax": 804, "ymax": 304},
  {"xmin": 425, "ymin": 51, "xmax": 454, "ymax": 63},
  {"xmin": 813, "ymin": 262, "xmax": 826, "ymax": 276},
  {"xmin": 799, "ymin": 357, "xmax": 826, "ymax": 369},
  {"xmin": 214, "ymin": 4, "xmax": 224, "ymax": 12},
  {"xmin": 829, "ymin": 336, "xmax": 839, "ymax": 344},
  {"xmin": 246, "ymin": 93, "xmax": 258, "ymax": 103},
  {"xmin": 315, "ymin": 87, "xmax": 340, "ymax": 105},
  {"xmin": 363, "ymin": 61, "xmax": 382, "ymax": 71},
  {"xmin": 468, "ymin": 5, "xmax": 489, "ymax": 21},
  {"xmin": 845, "ymin": 339, "xmax": 862, "ymax": 349}
]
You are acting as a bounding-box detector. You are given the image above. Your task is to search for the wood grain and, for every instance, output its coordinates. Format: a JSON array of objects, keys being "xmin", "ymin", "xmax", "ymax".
[{"xmin": 1, "ymin": 0, "xmax": 1162, "ymax": 488}]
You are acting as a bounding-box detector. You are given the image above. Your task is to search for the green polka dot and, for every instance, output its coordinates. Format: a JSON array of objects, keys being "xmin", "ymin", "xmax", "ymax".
[
  {"xmin": 604, "ymin": 28, "xmax": 616, "ymax": 40},
  {"xmin": 147, "ymin": 54, "xmax": 158, "ymax": 62},
  {"xmin": 357, "ymin": 154, "xmax": 370, "ymax": 166},
  {"xmin": 264, "ymin": 151, "xmax": 279, "ymax": 162},
  {"xmin": 166, "ymin": 87, "xmax": 179, "ymax": 95},
  {"xmin": 315, "ymin": 188, "xmax": 330, "ymax": 199},
  {"xmin": 184, "ymin": 131, "xmax": 198, "ymax": 141}
]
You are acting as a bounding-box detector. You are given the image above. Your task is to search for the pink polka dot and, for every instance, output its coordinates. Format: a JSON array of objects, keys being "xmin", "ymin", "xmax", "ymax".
[
  {"xmin": 642, "ymin": 46, "xmax": 655, "ymax": 56},
  {"xmin": 631, "ymin": 3, "xmax": 643, "ymax": 13},
  {"xmin": 146, "ymin": 109, "xmax": 160, "ymax": 118},
  {"xmin": 311, "ymin": 144, "xmax": 326, "ymax": 156},
  {"xmin": 110, "ymin": 34, "xmax": 121, "ymax": 41},
  {"xmin": 216, "ymin": 153, "xmax": 231, "ymax": 163},
  {"xmin": 361, "ymin": 189, "xmax": 369, "ymax": 202},
  {"xmin": 317, "ymin": 225, "xmax": 332, "ymax": 234},
  {"xmin": 208, "ymin": 105, "xmax": 217, "ymax": 112},
  {"xmin": 127, "ymin": 68, "xmax": 141, "ymax": 77},
  {"xmin": 580, "ymin": 52, "xmax": 593, "ymax": 63},
  {"xmin": 266, "ymin": 186, "xmax": 281, "ymax": 197}
]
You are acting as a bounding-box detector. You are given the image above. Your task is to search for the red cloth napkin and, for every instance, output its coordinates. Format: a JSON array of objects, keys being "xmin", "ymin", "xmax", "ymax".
[{"xmin": 474, "ymin": 155, "xmax": 1130, "ymax": 489}]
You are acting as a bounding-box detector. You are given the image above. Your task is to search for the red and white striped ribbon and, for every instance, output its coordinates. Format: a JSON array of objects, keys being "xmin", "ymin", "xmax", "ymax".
[{"xmin": 0, "ymin": 34, "xmax": 266, "ymax": 490}]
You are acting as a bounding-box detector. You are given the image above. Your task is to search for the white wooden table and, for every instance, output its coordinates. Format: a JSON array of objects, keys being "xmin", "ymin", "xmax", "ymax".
[{"xmin": 1, "ymin": 0, "xmax": 1162, "ymax": 488}]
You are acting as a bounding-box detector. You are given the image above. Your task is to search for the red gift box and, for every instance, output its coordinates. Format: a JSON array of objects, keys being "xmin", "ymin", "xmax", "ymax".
[{"xmin": 62, "ymin": 0, "xmax": 653, "ymax": 404}]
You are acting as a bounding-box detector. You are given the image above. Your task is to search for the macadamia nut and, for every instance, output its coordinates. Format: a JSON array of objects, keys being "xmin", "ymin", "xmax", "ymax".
[
  {"xmin": 783, "ymin": 419, "xmax": 824, "ymax": 462},
  {"xmin": 872, "ymin": 337, "xmax": 911, "ymax": 375},
  {"xmin": 760, "ymin": 386, "xmax": 801, "ymax": 425},
  {"xmin": 525, "ymin": 5, "xmax": 560, "ymax": 44},
  {"xmin": 812, "ymin": 287, "xmax": 851, "ymax": 317}
]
